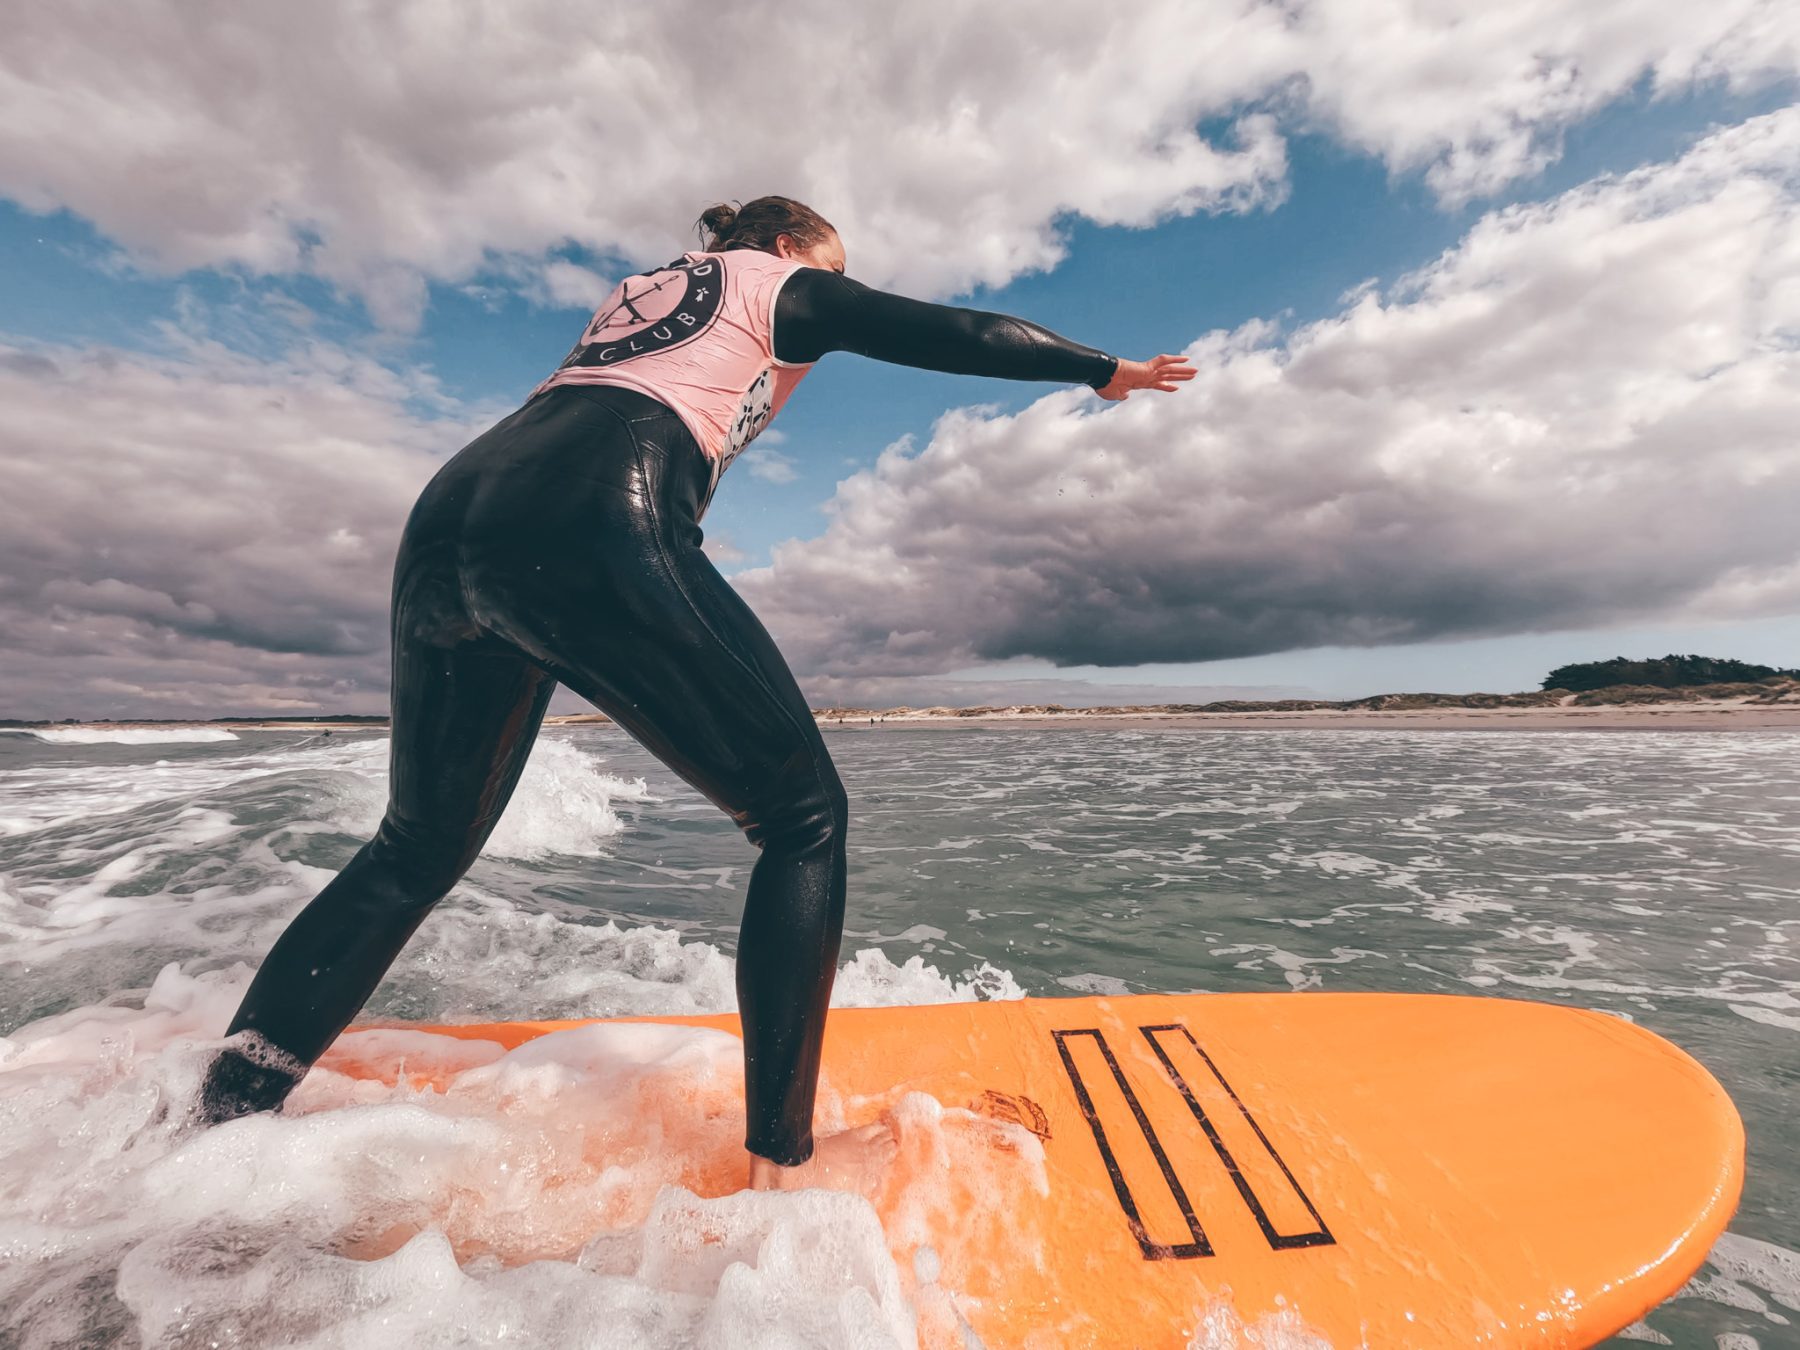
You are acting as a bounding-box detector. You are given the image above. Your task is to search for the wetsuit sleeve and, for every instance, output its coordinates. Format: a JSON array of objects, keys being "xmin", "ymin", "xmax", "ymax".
[{"xmin": 772, "ymin": 267, "xmax": 1121, "ymax": 390}]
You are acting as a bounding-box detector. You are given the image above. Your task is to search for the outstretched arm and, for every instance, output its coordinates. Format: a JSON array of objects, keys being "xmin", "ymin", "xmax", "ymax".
[
  {"xmin": 773, "ymin": 267, "xmax": 1196, "ymax": 399},
  {"xmin": 773, "ymin": 267, "xmax": 1121, "ymax": 388}
]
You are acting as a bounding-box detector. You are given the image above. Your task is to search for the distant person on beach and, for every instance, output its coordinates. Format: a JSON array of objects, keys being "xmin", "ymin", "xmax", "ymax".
[{"xmin": 199, "ymin": 195, "xmax": 1195, "ymax": 1189}]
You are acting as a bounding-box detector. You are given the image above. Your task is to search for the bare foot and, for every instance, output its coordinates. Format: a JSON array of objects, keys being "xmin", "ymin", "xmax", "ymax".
[{"xmin": 747, "ymin": 1120, "xmax": 899, "ymax": 1194}]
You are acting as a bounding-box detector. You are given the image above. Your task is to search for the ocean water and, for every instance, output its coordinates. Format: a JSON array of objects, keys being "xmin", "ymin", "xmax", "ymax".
[{"xmin": 0, "ymin": 724, "xmax": 1795, "ymax": 1348}]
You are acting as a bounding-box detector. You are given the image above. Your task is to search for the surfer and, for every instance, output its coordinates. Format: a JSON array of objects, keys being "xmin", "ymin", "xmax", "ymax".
[{"xmin": 198, "ymin": 195, "xmax": 1196, "ymax": 1189}]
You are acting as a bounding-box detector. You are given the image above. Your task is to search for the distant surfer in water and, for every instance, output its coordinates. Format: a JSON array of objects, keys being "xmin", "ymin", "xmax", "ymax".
[{"xmin": 199, "ymin": 196, "xmax": 1195, "ymax": 1189}]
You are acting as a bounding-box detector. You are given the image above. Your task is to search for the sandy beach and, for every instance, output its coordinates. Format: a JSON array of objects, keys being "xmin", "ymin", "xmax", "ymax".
[
  {"xmin": 805, "ymin": 703, "xmax": 1800, "ymax": 732},
  {"xmin": 17, "ymin": 678, "xmax": 1800, "ymax": 737},
  {"xmin": 18, "ymin": 698, "xmax": 1800, "ymax": 735}
]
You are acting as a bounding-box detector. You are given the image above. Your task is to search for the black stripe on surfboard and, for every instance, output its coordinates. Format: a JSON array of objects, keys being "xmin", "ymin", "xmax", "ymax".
[
  {"xmin": 1140, "ymin": 1023, "xmax": 1336, "ymax": 1251},
  {"xmin": 1052, "ymin": 1027, "xmax": 1212, "ymax": 1260}
]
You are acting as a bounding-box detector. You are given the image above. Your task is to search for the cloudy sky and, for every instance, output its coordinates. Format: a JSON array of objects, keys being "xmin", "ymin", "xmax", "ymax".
[{"xmin": 2, "ymin": 1, "xmax": 1797, "ymax": 719}]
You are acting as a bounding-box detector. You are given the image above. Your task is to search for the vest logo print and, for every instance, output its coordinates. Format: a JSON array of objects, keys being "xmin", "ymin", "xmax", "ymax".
[
  {"xmin": 557, "ymin": 256, "xmax": 726, "ymax": 372},
  {"xmin": 719, "ymin": 366, "xmax": 774, "ymax": 472}
]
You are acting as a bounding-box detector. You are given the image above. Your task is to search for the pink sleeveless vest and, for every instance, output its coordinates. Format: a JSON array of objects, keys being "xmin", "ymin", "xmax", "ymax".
[{"xmin": 530, "ymin": 249, "xmax": 815, "ymax": 514}]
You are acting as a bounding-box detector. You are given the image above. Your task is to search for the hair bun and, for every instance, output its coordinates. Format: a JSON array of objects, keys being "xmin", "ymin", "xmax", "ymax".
[
  {"xmin": 692, "ymin": 195, "xmax": 835, "ymax": 255},
  {"xmin": 699, "ymin": 202, "xmax": 739, "ymax": 233}
]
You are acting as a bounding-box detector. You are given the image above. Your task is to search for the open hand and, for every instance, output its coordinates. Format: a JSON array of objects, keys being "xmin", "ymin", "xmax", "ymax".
[{"xmin": 1095, "ymin": 353, "xmax": 1196, "ymax": 401}]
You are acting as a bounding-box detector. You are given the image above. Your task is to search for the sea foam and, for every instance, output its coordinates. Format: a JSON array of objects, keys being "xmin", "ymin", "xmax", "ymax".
[
  {"xmin": 0, "ymin": 963, "xmax": 1046, "ymax": 1350},
  {"xmin": 11, "ymin": 727, "xmax": 243, "ymax": 744}
]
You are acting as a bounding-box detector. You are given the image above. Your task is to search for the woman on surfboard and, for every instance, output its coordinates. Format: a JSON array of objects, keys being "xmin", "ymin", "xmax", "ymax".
[{"xmin": 199, "ymin": 196, "xmax": 1196, "ymax": 1189}]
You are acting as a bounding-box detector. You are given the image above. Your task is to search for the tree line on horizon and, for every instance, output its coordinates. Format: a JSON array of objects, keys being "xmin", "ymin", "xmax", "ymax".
[{"xmin": 1540, "ymin": 653, "xmax": 1799, "ymax": 693}]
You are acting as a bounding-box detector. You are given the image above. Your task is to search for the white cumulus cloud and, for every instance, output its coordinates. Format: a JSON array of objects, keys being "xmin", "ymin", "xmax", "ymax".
[
  {"xmin": 732, "ymin": 108, "xmax": 1800, "ymax": 676},
  {"xmin": 0, "ymin": 1, "xmax": 1792, "ymax": 323},
  {"xmin": 742, "ymin": 446, "xmax": 799, "ymax": 484}
]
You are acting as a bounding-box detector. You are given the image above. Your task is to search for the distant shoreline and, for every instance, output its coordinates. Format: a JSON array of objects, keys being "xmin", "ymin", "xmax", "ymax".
[
  {"xmin": 9, "ymin": 685, "xmax": 1800, "ymax": 734},
  {"xmin": 806, "ymin": 704, "xmax": 1800, "ymax": 731}
]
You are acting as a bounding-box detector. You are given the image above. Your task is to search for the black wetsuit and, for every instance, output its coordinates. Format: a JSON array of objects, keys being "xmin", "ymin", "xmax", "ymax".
[{"xmin": 200, "ymin": 261, "xmax": 1118, "ymax": 1165}]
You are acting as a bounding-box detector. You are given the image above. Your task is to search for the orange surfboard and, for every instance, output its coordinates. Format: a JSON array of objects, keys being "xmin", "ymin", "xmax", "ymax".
[{"xmin": 336, "ymin": 993, "xmax": 1742, "ymax": 1348}]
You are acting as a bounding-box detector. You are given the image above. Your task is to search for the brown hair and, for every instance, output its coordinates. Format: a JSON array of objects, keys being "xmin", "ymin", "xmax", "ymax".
[{"xmin": 694, "ymin": 195, "xmax": 836, "ymax": 254}]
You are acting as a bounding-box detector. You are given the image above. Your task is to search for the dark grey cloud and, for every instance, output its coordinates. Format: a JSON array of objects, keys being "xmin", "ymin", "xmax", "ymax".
[
  {"xmin": 735, "ymin": 111, "xmax": 1800, "ymax": 676},
  {"xmin": 0, "ymin": 331, "xmax": 486, "ymax": 719}
]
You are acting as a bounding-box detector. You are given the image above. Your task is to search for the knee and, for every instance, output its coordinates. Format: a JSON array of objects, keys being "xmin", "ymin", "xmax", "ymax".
[
  {"xmin": 356, "ymin": 813, "xmax": 479, "ymax": 912},
  {"xmin": 742, "ymin": 750, "xmax": 848, "ymax": 858}
]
